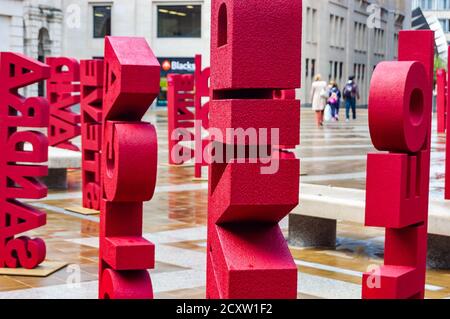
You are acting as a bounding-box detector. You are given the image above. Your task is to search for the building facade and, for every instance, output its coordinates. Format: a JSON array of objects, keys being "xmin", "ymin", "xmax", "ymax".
[
  {"xmin": 413, "ymin": 0, "xmax": 450, "ymax": 42},
  {"xmin": 302, "ymin": 0, "xmax": 411, "ymax": 106},
  {"xmin": 60, "ymin": 0, "xmax": 211, "ymax": 63},
  {"xmin": 0, "ymin": 0, "xmax": 411, "ymax": 105},
  {"xmin": 1, "ymin": 0, "xmax": 63, "ymax": 95}
]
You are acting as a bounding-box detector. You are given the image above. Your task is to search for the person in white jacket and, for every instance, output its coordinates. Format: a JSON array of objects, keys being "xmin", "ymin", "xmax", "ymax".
[{"xmin": 310, "ymin": 74, "xmax": 328, "ymax": 127}]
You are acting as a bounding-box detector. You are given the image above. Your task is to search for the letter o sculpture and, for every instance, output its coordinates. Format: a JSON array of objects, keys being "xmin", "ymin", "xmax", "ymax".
[{"xmin": 369, "ymin": 61, "xmax": 431, "ymax": 154}]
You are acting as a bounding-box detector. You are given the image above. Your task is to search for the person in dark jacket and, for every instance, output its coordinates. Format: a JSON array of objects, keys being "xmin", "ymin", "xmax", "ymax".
[
  {"xmin": 328, "ymin": 81, "xmax": 341, "ymax": 121},
  {"xmin": 343, "ymin": 76, "xmax": 360, "ymax": 121}
]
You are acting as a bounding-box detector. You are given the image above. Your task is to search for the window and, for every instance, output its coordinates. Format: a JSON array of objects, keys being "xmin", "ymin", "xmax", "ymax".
[
  {"xmin": 157, "ymin": 5, "xmax": 201, "ymax": 38},
  {"xmin": 374, "ymin": 28, "xmax": 386, "ymax": 56},
  {"xmin": 354, "ymin": 22, "xmax": 368, "ymax": 53},
  {"xmin": 306, "ymin": 7, "xmax": 318, "ymax": 43},
  {"xmin": 329, "ymin": 14, "xmax": 345, "ymax": 48},
  {"xmin": 93, "ymin": 6, "xmax": 111, "ymax": 38},
  {"xmin": 305, "ymin": 59, "xmax": 309, "ymax": 78},
  {"xmin": 440, "ymin": 19, "xmax": 450, "ymax": 32},
  {"xmin": 438, "ymin": 0, "xmax": 450, "ymax": 10},
  {"xmin": 330, "ymin": 60, "xmax": 344, "ymax": 82},
  {"xmin": 423, "ymin": 0, "xmax": 433, "ymax": 10}
]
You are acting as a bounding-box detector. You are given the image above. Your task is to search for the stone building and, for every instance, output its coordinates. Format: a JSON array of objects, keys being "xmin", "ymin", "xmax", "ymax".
[
  {"xmin": 1, "ymin": 0, "xmax": 63, "ymax": 95},
  {"xmin": 301, "ymin": 0, "xmax": 412, "ymax": 106},
  {"xmin": 0, "ymin": 0, "xmax": 412, "ymax": 104}
]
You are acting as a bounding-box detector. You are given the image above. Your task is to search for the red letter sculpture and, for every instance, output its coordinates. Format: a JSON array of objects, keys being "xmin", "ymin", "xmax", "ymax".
[
  {"xmin": 206, "ymin": 0, "xmax": 302, "ymax": 299},
  {"xmin": 80, "ymin": 59, "xmax": 104, "ymax": 210},
  {"xmin": 447, "ymin": 98, "xmax": 450, "ymax": 200},
  {"xmin": 46, "ymin": 57, "xmax": 81, "ymax": 151},
  {"xmin": 0, "ymin": 52, "xmax": 50, "ymax": 269},
  {"xmin": 446, "ymin": 47, "xmax": 450, "ymax": 200},
  {"xmin": 194, "ymin": 54, "xmax": 210, "ymax": 179},
  {"xmin": 167, "ymin": 74, "xmax": 195, "ymax": 165},
  {"xmin": 98, "ymin": 37, "xmax": 160, "ymax": 299},
  {"xmin": 362, "ymin": 30, "xmax": 434, "ymax": 299},
  {"xmin": 436, "ymin": 68, "xmax": 447, "ymax": 135}
]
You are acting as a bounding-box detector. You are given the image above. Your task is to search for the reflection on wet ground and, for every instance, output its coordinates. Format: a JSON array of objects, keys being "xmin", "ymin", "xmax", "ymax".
[{"xmin": 0, "ymin": 109, "xmax": 449, "ymax": 299}]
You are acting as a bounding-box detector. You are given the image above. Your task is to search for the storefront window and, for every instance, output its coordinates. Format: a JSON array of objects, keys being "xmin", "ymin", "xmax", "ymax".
[
  {"xmin": 93, "ymin": 6, "xmax": 111, "ymax": 38},
  {"xmin": 157, "ymin": 5, "xmax": 201, "ymax": 38}
]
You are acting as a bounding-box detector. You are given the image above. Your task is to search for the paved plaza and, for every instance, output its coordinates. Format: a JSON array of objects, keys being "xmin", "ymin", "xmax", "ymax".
[{"xmin": 0, "ymin": 108, "xmax": 448, "ymax": 299}]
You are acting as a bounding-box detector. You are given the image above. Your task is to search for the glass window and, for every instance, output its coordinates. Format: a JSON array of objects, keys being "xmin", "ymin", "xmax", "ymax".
[
  {"xmin": 93, "ymin": 6, "xmax": 111, "ymax": 38},
  {"xmin": 305, "ymin": 59, "xmax": 309, "ymax": 78},
  {"xmin": 438, "ymin": 0, "xmax": 450, "ymax": 10},
  {"xmin": 157, "ymin": 5, "xmax": 201, "ymax": 38},
  {"xmin": 439, "ymin": 19, "xmax": 450, "ymax": 32}
]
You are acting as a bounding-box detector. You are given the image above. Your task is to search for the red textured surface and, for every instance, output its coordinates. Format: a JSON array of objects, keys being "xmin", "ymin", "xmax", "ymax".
[
  {"xmin": 167, "ymin": 74, "xmax": 195, "ymax": 165},
  {"xmin": 366, "ymin": 152, "xmax": 428, "ymax": 228},
  {"xmin": 209, "ymin": 159, "xmax": 299, "ymax": 224},
  {"xmin": 208, "ymin": 224, "xmax": 297, "ymax": 299},
  {"xmin": 362, "ymin": 30, "xmax": 434, "ymax": 299},
  {"xmin": 210, "ymin": 0, "xmax": 302, "ymax": 90},
  {"xmin": 206, "ymin": 0, "xmax": 302, "ymax": 299},
  {"xmin": 446, "ymin": 48, "xmax": 450, "ymax": 200},
  {"xmin": 102, "ymin": 122, "xmax": 157, "ymax": 202},
  {"xmin": 0, "ymin": 52, "xmax": 50, "ymax": 269},
  {"xmin": 103, "ymin": 37, "xmax": 160, "ymax": 121},
  {"xmin": 437, "ymin": 69, "xmax": 447, "ymax": 134},
  {"xmin": 194, "ymin": 55, "xmax": 210, "ymax": 178},
  {"xmin": 210, "ymin": 99, "xmax": 300, "ymax": 147},
  {"xmin": 369, "ymin": 61, "xmax": 430, "ymax": 153},
  {"xmin": 99, "ymin": 37, "xmax": 160, "ymax": 299},
  {"xmin": 100, "ymin": 269, "xmax": 153, "ymax": 299},
  {"xmin": 46, "ymin": 57, "xmax": 81, "ymax": 151},
  {"xmin": 80, "ymin": 59, "xmax": 104, "ymax": 210}
]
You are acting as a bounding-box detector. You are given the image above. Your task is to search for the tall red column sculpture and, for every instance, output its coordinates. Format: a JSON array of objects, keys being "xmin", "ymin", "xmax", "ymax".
[
  {"xmin": 98, "ymin": 36, "xmax": 160, "ymax": 299},
  {"xmin": 46, "ymin": 57, "xmax": 81, "ymax": 151},
  {"xmin": 436, "ymin": 69, "xmax": 447, "ymax": 134},
  {"xmin": 206, "ymin": 0, "xmax": 302, "ymax": 299},
  {"xmin": 80, "ymin": 59, "xmax": 104, "ymax": 210},
  {"xmin": 167, "ymin": 74, "xmax": 195, "ymax": 165},
  {"xmin": 446, "ymin": 47, "xmax": 450, "ymax": 200},
  {"xmin": 0, "ymin": 53, "xmax": 50, "ymax": 269},
  {"xmin": 194, "ymin": 55, "xmax": 210, "ymax": 179},
  {"xmin": 362, "ymin": 30, "xmax": 434, "ymax": 299},
  {"xmin": 447, "ymin": 112, "xmax": 450, "ymax": 199}
]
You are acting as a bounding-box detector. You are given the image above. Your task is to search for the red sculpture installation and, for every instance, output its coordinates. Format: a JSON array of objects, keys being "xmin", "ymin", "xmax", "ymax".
[
  {"xmin": 194, "ymin": 55, "xmax": 210, "ymax": 178},
  {"xmin": 80, "ymin": 59, "xmax": 104, "ymax": 210},
  {"xmin": 98, "ymin": 36, "xmax": 160, "ymax": 299},
  {"xmin": 447, "ymin": 95, "xmax": 450, "ymax": 200},
  {"xmin": 436, "ymin": 69, "xmax": 447, "ymax": 134},
  {"xmin": 46, "ymin": 57, "xmax": 81, "ymax": 151},
  {"xmin": 446, "ymin": 48, "xmax": 450, "ymax": 200},
  {"xmin": 167, "ymin": 74, "xmax": 195, "ymax": 165},
  {"xmin": 0, "ymin": 52, "xmax": 50, "ymax": 269},
  {"xmin": 362, "ymin": 30, "xmax": 434, "ymax": 299},
  {"xmin": 206, "ymin": 0, "xmax": 302, "ymax": 299}
]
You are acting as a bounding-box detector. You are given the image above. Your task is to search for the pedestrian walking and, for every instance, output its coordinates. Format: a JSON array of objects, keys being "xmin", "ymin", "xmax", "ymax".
[
  {"xmin": 343, "ymin": 76, "xmax": 360, "ymax": 121},
  {"xmin": 328, "ymin": 81, "xmax": 341, "ymax": 121},
  {"xmin": 310, "ymin": 74, "xmax": 328, "ymax": 127}
]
